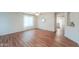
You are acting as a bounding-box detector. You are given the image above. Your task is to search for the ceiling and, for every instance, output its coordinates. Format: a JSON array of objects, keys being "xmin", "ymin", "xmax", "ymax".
[{"xmin": 24, "ymin": 12, "xmax": 41, "ymax": 16}]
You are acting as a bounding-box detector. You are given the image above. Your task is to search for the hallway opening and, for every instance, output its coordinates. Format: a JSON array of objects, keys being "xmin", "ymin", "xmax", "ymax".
[{"xmin": 55, "ymin": 13, "xmax": 65, "ymax": 36}]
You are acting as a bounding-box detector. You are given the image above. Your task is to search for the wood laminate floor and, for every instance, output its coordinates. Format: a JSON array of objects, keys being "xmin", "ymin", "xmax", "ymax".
[{"xmin": 0, "ymin": 29, "xmax": 78, "ymax": 47}]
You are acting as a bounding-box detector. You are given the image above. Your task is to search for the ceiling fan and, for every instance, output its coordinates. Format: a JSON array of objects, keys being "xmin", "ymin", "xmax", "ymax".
[{"xmin": 32, "ymin": 12, "xmax": 40, "ymax": 16}]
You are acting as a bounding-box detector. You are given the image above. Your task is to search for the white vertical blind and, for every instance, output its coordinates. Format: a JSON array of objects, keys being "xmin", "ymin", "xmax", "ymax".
[{"xmin": 24, "ymin": 15, "xmax": 34, "ymax": 27}]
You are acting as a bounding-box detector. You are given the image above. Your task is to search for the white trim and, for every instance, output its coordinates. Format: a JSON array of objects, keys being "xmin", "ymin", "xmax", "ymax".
[{"xmin": 0, "ymin": 27, "xmax": 35, "ymax": 36}]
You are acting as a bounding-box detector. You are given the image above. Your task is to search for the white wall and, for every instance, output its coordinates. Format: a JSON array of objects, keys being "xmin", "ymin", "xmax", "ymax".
[
  {"xmin": 64, "ymin": 12, "xmax": 79, "ymax": 44},
  {"xmin": 0, "ymin": 12, "xmax": 36, "ymax": 36},
  {"xmin": 0, "ymin": 12, "xmax": 55, "ymax": 35},
  {"xmin": 34, "ymin": 16, "xmax": 38, "ymax": 28},
  {"xmin": 37, "ymin": 12, "xmax": 55, "ymax": 32}
]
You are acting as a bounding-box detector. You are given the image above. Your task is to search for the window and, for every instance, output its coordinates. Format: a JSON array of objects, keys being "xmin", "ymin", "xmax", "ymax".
[{"xmin": 24, "ymin": 15, "xmax": 34, "ymax": 27}]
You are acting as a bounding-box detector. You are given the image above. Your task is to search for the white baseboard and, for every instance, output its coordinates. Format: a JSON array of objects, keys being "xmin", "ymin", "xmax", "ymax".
[
  {"xmin": 64, "ymin": 34, "xmax": 79, "ymax": 45},
  {"xmin": 0, "ymin": 30, "xmax": 23, "ymax": 36},
  {"xmin": 0, "ymin": 27, "xmax": 35, "ymax": 36}
]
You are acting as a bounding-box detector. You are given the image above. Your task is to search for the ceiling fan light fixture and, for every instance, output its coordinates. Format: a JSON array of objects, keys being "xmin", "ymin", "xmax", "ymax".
[{"xmin": 35, "ymin": 12, "xmax": 40, "ymax": 16}]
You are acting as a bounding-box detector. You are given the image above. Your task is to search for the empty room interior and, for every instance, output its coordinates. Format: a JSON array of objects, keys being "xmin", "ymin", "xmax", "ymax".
[{"xmin": 0, "ymin": 12, "xmax": 79, "ymax": 47}]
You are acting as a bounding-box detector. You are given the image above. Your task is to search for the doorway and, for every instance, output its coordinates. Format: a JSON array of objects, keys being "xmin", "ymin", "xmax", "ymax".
[{"xmin": 55, "ymin": 13, "xmax": 65, "ymax": 36}]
